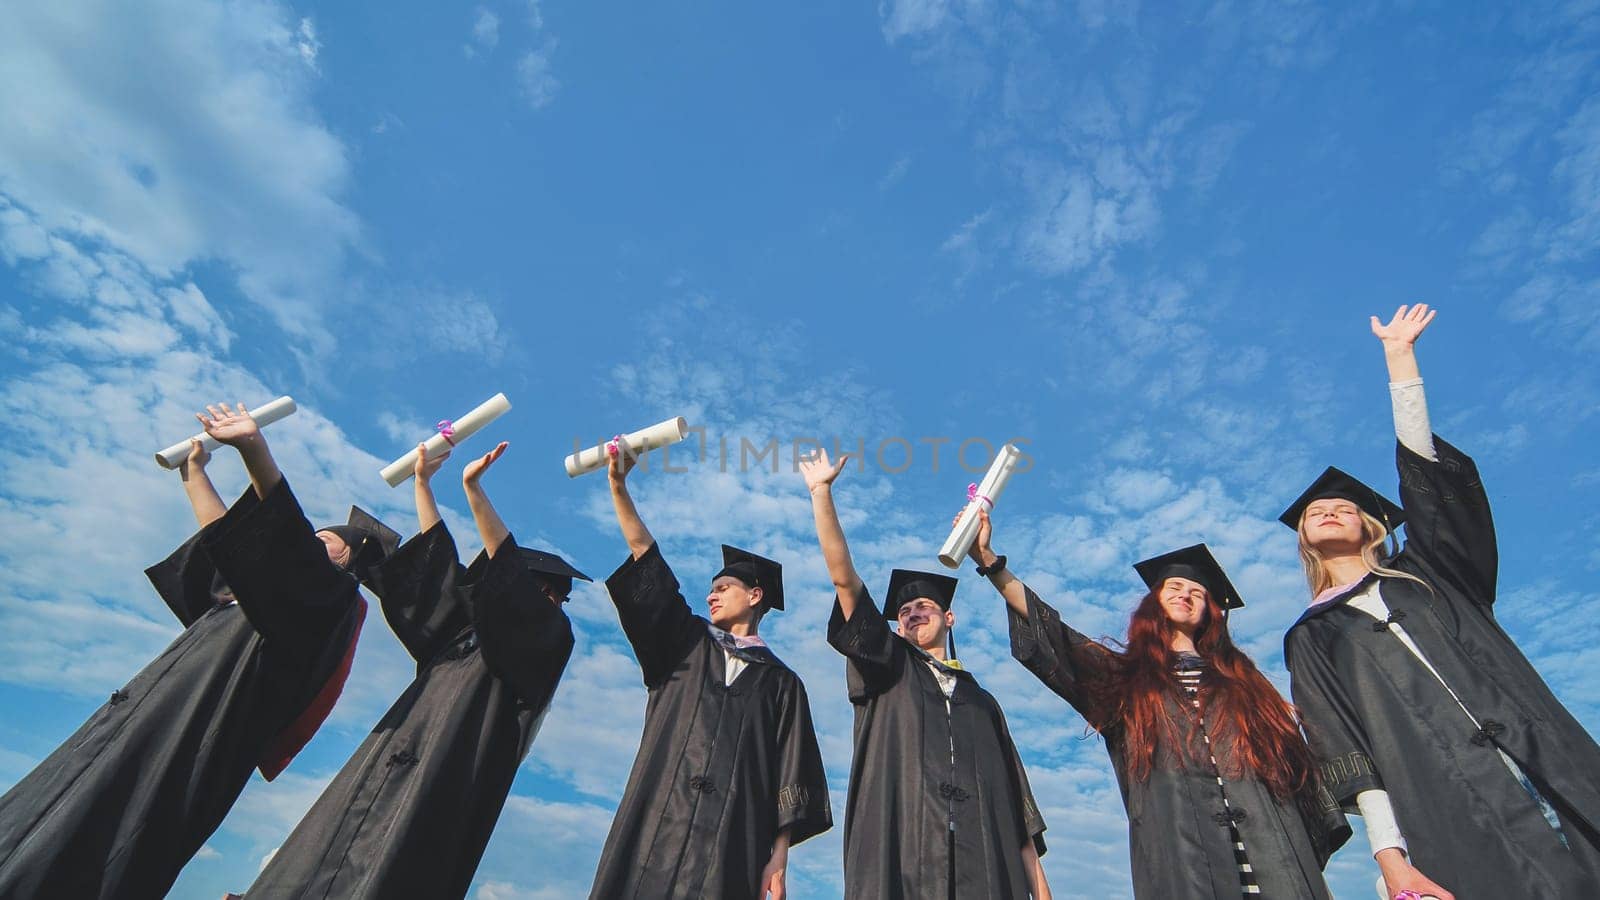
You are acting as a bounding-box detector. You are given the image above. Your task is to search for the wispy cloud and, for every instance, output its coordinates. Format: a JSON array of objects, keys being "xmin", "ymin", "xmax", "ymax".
[
  {"xmin": 878, "ymin": 154, "xmax": 912, "ymax": 191},
  {"xmin": 517, "ymin": 44, "xmax": 560, "ymax": 109},
  {"xmin": 0, "ymin": 0, "xmax": 359, "ymax": 356},
  {"xmin": 469, "ymin": 7, "xmax": 501, "ymax": 55}
]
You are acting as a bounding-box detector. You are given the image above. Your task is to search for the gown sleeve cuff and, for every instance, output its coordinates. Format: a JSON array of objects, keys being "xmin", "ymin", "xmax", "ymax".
[
  {"xmin": 826, "ymin": 583, "xmax": 888, "ymax": 656},
  {"xmin": 1318, "ymin": 750, "xmax": 1386, "ymax": 809},
  {"xmin": 603, "ymin": 541, "xmax": 674, "ymax": 606},
  {"xmin": 1008, "ymin": 587, "xmax": 1060, "ymax": 670},
  {"xmin": 776, "ymin": 791, "xmax": 833, "ymax": 848},
  {"xmin": 368, "ymin": 521, "xmax": 457, "ymax": 590},
  {"xmin": 1396, "ymin": 434, "xmax": 1487, "ymax": 505}
]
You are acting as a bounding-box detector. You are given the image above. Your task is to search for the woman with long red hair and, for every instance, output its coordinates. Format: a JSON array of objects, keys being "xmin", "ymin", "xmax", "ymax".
[{"xmin": 968, "ymin": 516, "xmax": 1347, "ymax": 898}]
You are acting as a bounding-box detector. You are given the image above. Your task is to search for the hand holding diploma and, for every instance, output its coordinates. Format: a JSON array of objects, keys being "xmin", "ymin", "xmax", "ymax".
[
  {"xmin": 380, "ymin": 393, "xmax": 511, "ymax": 487},
  {"xmin": 938, "ymin": 442, "xmax": 1024, "ymax": 568},
  {"xmin": 156, "ymin": 396, "xmax": 296, "ymax": 468},
  {"xmin": 195, "ymin": 401, "xmax": 283, "ymax": 499},
  {"xmin": 566, "ymin": 416, "xmax": 689, "ymax": 477}
]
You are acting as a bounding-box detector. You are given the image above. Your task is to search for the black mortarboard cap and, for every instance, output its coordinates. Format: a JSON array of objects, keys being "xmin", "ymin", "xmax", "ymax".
[
  {"xmin": 512, "ymin": 546, "xmax": 591, "ymax": 599},
  {"xmin": 715, "ymin": 545, "xmax": 784, "ymax": 612},
  {"xmin": 1277, "ymin": 466, "xmax": 1405, "ymax": 534},
  {"xmin": 319, "ymin": 506, "xmax": 401, "ymax": 583},
  {"xmin": 1132, "ymin": 543, "xmax": 1244, "ymax": 611},
  {"xmin": 882, "ymin": 569, "xmax": 959, "ymax": 620}
]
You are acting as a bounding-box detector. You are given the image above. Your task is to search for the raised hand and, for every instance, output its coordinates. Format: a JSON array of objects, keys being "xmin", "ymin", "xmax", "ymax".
[
  {"xmin": 463, "ymin": 441, "xmax": 509, "ymax": 488},
  {"xmin": 606, "ymin": 436, "xmax": 637, "ymax": 484},
  {"xmin": 961, "ymin": 508, "xmax": 994, "ymax": 563},
  {"xmin": 182, "ymin": 437, "xmax": 211, "ymax": 473},
  {"xmin": 414, "ymin": 442, "xmax": 450, "ymax": 483},
  {"xmin": 196, "ymin": 401, "xmax": 260, "ymax": 447},
  {"xmin": 798, "ymin": 448, "xmax": 849, "ymax": 493},
  {"xmin": 1370, "ymin": 303, "xmax": 1436, "ymax": 348}
]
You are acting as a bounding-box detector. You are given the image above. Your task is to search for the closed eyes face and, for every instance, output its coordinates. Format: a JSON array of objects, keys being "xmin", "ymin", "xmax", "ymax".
[
  {"xmin": 1159, "ymin": 577, "xmax": 1209, "ymax": 631},
  {"xmin": 707, "ymin": 576, "xmax": 758, "ymax": 626},
  {"xmin": 1302, "ymin": 499, "xmax": 1364, "ymax": 547}
]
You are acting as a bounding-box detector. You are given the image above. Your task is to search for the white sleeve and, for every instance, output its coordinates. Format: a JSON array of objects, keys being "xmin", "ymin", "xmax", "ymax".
[
  {"xmin": 1389, "ymin": 377, "xmax": 1437, "ymax": 461},
  {"xmin": 1356, "ymin": 788, "xmax": 1408, "ymax": 856}
]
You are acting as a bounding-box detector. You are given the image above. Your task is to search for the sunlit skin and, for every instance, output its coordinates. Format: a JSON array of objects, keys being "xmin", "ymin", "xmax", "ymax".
[
  {"xmin": 1301, "ymin": 498, "xmax": 1366, "ymax": 556},
  {"xmin": 896, "ymin": 597, "xmax": 954, "ymax": 656},
  {"xmin": 707, "ymin": 575, "xmax": 763, "ymax": 635},
  {"xmin": 315, "ymin": 530, "xmax": 352, "ymax": 568},
  {"xmin": 1158, "ymin": 577, "xmax": 1209, "ymax": 644}
]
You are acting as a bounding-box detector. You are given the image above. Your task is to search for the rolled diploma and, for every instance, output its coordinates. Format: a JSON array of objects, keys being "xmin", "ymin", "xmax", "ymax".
[
  {"xmin": 565, "ymin": 416, "xmax": 689, "ymax": 477},
  {"xmin": 380, "ymin": 393, "xmax": 512, "ymax": 487},
  {"xmin": 938, "ymin": 442, "xmax": 1024, "ymax": 569},
  {"xmin": 155, "ymin": 396, "xmax": 298, "ymax": 468}
]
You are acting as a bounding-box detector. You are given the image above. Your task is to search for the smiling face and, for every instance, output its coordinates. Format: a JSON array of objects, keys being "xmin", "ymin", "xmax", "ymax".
[
  {"xmin": 315, "ymin": 530, "xmax": 351, "ymax": 568},
  {"xmin": 896, "ymin": 597, "xmax": 953, "ymax": 652},
  {"xmin": 1300, "ymin": 497, "xmax": 1366, "ymax": 555},
  {"xmin": 707, "ymin": 575, "xmax": 761, "ymax": 630},
  {"xmin": 1158, "ymin": 577, "xmax": 1210, "ymax": 634}
]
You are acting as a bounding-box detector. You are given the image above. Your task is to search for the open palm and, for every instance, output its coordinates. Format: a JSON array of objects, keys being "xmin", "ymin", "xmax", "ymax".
[
  {"xmin": 464, "ymin": 441, "xmax": 509, "ymax": 486},
  {"xmin": 196, "ymin": 402, "xmax": 259, "ymax": 446},
  {"xmin": 1371, "ymin": 303, "xmax": 1436, "ymax": 346},
  {"xmin": 798, "ymin": 448, "xmax": 849, "ymax": 492}
]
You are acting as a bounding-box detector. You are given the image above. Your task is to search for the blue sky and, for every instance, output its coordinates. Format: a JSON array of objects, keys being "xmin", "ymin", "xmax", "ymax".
[{"xmin": 1, "ymin": 0, "xmax": 1598, "ymax": 897}]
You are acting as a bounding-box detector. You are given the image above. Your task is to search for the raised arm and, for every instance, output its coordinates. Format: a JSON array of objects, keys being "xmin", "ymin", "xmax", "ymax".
[
  {"xmin": 412, "ymin": 441, "xmax": 449, "ymax": 534},
  {"xmin": 799, "ymin": 449, "xmax": 865, "ymax": 616},
  {"xmin": 963, "ymin": 509, "xmax": 1028, "ymax": 619},
  {"xmin": 196, "ymin": 401, "xmax": 282, "ymax": 500},
  {"xmin": 607, "ymin": 438, "xmax": 655, "ymax": 560},
  {"xmin": 178, "ymin": 438, "xmax": 227, "ymax": 528},
  {"xmin": 1371, "ymin": 303, "xmax": 1437, "ymax": 460},
  {"xmin": 463, "ymin": 441, "xmax": 510, "ymax": 557}
]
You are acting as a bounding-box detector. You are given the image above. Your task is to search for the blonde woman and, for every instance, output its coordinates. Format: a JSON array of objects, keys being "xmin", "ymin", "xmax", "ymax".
[{"xmin": 1282, "ymin": 306, "xmax": 1600, "ymax": 900}]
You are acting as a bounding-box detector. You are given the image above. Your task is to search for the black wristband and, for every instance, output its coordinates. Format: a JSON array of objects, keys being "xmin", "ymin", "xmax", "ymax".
[{"xmin": 976, "ymin": 555, "xmax": 1007, "ymax": 577}]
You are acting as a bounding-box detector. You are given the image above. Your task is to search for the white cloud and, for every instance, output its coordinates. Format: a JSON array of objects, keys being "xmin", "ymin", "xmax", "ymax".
[
  {"xmin": 472, "ymin": 8, "xmax": 501, "ymax": 51},
  {"xmin": 472, "ymin": 795, "xmax": 616, "ymax": 897},
  {"xmin": 0, "ymin": 198, "xmax": 421, "ymax": 732},
  {"xmin": 879, "ymin": 0, "xmax": 958, "ymax": 43},
  {"xmin": 0, "ymin": 0, "xmax": 359, "ymax": 354},
  {"xmin": 878, "ymin": 154, "xmax": 912, "ymax": 191},
  {"xmin": 517, "ymin": 44, "xmax": 560, "ymax": 109},
  {"xmin": 294, "ymin": 17, "xmax": 320, "ymax": 70}
]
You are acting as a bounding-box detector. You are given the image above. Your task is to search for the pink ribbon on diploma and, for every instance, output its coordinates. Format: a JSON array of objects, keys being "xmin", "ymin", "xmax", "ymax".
[
  {"xmin": 967, "ymin": 483, "xmax": 993, "ymax": 510},
  {"xmin": 605, "ymin": 434, "xmax": 625, "ymax": 457},
  {"xmin": 436, "ymin": 420, "xmax": 457, "ymax": 446}
]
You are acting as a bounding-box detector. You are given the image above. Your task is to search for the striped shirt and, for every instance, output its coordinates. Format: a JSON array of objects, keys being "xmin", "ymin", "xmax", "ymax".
[{"xmin": 1176, "ymin": 652, "xmax": 1260, "ymax": 896}]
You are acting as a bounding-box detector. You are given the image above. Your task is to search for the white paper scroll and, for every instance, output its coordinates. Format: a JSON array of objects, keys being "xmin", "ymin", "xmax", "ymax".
[
  {"xmin": 155, "ymin": 396, "xmax": 298, "ymax": 469},
  {"xmin": 380, "ymin": 393, "xmax": 512, "ymax": 487},
  {"xmin": 938, "ymin": 442, "xmax": 1024, "ymax": 569},
  {"xmin": 565, "ymin": 416, "xmax": 689, "ymax": 477}
]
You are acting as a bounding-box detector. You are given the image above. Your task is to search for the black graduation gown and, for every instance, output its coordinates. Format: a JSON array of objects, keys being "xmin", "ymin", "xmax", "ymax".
[
  {"xmin": 244, "ymin": 523, "xmax": 575, "ymax": 900},
  {"xmin": 588, "ymin": 542, "xmax": 832, "ymax": 900},
  {"xmin": 1008, "ymin": 587, "xmax": 1346, "ymax": 899},
  {"xmin": 827, "ymin": 585, "xmax": 1047, "ymax": 900},
  {"xmin": 0, "ymin": 480, "xmax": 364, "ymax": 900},
  {"xmin": 1285, "ymin": 435, "xmax": 1600, "ymax": 899}
]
